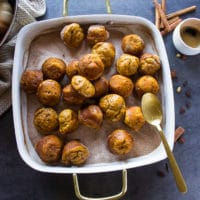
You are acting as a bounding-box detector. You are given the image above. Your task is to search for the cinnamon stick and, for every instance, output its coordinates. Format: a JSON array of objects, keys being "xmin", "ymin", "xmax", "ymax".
[
  {"xmin": 155, "ymin": 7, "xmax": 160, "ymax": 28},
  {"xmin": 174, "ymin": 126, "xmax": 185, "ymax": 143},
  {"xmin": 161, "ymin": 18, "xmax": 182, "ymax": 35},
  {"xmin": 168, "ymin": 16, "xmax": 180, "ymax": 25},
  {"xmin": 159, "ymin": 17, "xmax": 180, "ymax": 31},
  {"xmin": 166, "ymin": 5, "xmax": 196, "ymax": 19},
  {"xmin": 160, "ymin": 0, "xmax": 166, "ymax": 29},
  {"xmin": 153, "ymin": 0, "xmax": 170, "ymax": 32},
  {"xmin": 161, "ymin": 0, "xmax": 166, "ymax": 13}
]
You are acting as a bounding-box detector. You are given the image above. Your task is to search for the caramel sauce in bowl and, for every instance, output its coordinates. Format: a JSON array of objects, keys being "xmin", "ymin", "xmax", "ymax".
[{"xmin": 181, "ymin": 27, "xmax": 200, "ymax": 48}]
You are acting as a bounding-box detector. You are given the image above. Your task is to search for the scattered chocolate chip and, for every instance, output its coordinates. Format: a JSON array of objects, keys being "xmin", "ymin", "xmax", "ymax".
[
  {"xmin": 165, "ymin": 163, "xmax": 169, "ymax": 173},
  {"xmin": 177, "ymin": 137, "xmax": 185, "ymax": 144},
  {"xmin": 179, "ymin": 106, "xmax": 186, "ymax": 114},
  {"xmin": 171, "ymin": 69, "xmax": 177, "ymax": 79},
  {"xmin": 185, "ymin": 89, "xmax": 192, "ymax": 98},
  {"xmin": 185, "ymin": 101, "xmax": 191, "ymax": 109},
  {"xmin": 181, "ymin": 55, "xmax": 187, "ymax": 60},
  {"xmin": 156, "ymin": 170, "xmax": 165, "ymax": 177},
  {"xmin": 182, "ymin": 80, "xmax": 188, "ymax": 87}
]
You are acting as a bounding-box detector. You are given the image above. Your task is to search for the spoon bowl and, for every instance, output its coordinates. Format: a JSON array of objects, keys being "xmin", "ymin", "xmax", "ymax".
[
  {"xmin": 141, "ymin": 92, "xmax": 187, "ymax": 193},
  {"xmin": 141, "ymin": 92, "xmax": 162, "ymax": 126}
]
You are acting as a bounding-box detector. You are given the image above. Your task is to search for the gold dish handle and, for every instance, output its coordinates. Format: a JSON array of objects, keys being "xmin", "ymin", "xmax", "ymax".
[
  {"xmin": 73, "ymin": 169, "xmax": 127, "ymax": 200},
  {"xmin": 63, "ymin": 0, "xmax": 112, "ymax": 16}
]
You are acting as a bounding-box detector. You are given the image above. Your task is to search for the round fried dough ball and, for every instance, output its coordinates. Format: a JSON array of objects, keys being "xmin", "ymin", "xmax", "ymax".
[
  {"xmin": 93, "ymin": 77, "xmax": 109, "ymax": 98},
  {"xmin": 139, "ymin": 53, "xmax": 161, "ymax": 75},
  {"xmin": 109, "ymin": 75, "xmax": 134, "ymax": 98},
  {"xmin": 116, "ymin": 54, "xmax": 139, "ymax": 76},
  {"xmin": 61, "ymin": 140, "xmax": 89, "ymax": 166},
  {"xmin": 58, "ymin": 109, "xmax": 78, "ymax": 137},
  {"xmin": 107, "ymin": 129, "xmax": 134, "ymax": 155},
  {"xmin": 34, "ymin": 107, "xmax": 58, "ymax": 133},
  {"xmin": 99, "ymin": 94, "xmax": 126, "ymax": 122},
  {"xmin": 42, "ymin": 57, "xmax": 66, "ymax": 81},
  {"xmin": 61, "ymin": 23, "xmax": 84, "ymax": 48},
  {"xmin": 20, "ymin": 70, "xmax": 43, "ymax": 94},
  {"xmin": 35, "ymin": 135, "xmax": 63, "ymax": 163},
  {"xmin": 87, "ymin": 25, "xmax": 109, "ymax": 46},
  {"xmin": 78, "ymin": 105, "xmax": 103, "ymax": 129},
  {"xmin": 78, "ymin": 54, "xmax": 104, "ymax": 81},
  {"xmin": 66, "ymin": 60, "xmax": 79, "ymax": 79},
  {"xmin": 37, "ymin": 79, "xmax": 61, "ymax": 106},
  {"xmin": 124, "ymin": 106, "xmax": 145, "ymax": 131},
  {"xmin": 121, "ymin": 34, "xmax": 145, "ymax": 56},
  {"xmin": 71, "ymin": 75, "xmax": 95, "ymax": 98},
  {"xmin": 63, "ymin": 84, "xmax": 85, "ymax": 105},
  {"xmin": 92, "ymin": 42, "xmax": 115, "ymax": 68},
  {"xmin": 135, "ymin": 75, "xmax": 159, "ymax": 98}
]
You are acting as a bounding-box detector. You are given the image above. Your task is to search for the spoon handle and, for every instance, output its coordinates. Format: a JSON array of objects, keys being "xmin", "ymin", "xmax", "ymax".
[{"xmin": 156, "ymin": 125, "xmax": 187, "ymax": 193}]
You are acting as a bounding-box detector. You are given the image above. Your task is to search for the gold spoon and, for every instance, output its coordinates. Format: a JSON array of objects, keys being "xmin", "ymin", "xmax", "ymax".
[{"xmin": 141, "ymin": 92, "xmax": 187, "ymax": 193}]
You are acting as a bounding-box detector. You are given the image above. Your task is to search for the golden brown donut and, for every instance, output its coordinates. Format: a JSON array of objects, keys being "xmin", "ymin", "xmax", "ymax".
[
  {"xmin": 60, "ymin": 23, "xmax": 84, "ymax": 48},
  {"xmin": 61, "ymin": 140, "xmax": 89, "ymax": 166},
  {"xmin": 87, "ymin": 25, "xmax": 109, "ymax": 46},
  {"xmin": 109, "ymin": 74, "xmax": 134, "ymax": 98},
  {"xmin": 121, "ymin": 34, "xmax": 145, "ymax": 56},
  {"xmin": 62, "ymin": 84, "xmax": 85, "ymax": 105},
  {"xmin": 71, "ymin": 75, "xmax": 95, "ymax": 98},
  {"xmin": 135, "ymin": 75, "xmax": 160, "ymax": 98},
  {"xmin": 93, "ymin": 77, "xmax": 109, "ymax": 98},
  {"xmin": 139, "ymin": 53, "xmax": 161, "ymax": 75},
  {"xmin": 34, "ymin": 107, "xmax": 59, "ymax": 133},
  {"xmin": 116, "ymin": 53, "xmax": 139, "ymax": 76},
  {"xmin": 37, "ymin": 79, "xmax": 61, "ymax": 106},
  {"xmin": 92, "ymin": 42, "xmax": 116, "ymax": 68},
  {"xmin": 107, "ymin": 129, "xmax": 134, "ymax": 155},
  {"xmin": 78, "ymin": 54, "xmax": 104, "ymax": 81},
  {"xmin": 20, "ymin": 70, "xmax": 43, "ymax": 94},
  {"xmin": 58, "ymin": 109, "xmax": 79, "ymax": 137},
  {"xmin": 42, "ymin": 57, "xmax": 66, "ymax": 81},
  {"xmin": 124, "ymin": 106, "xmax": 145, "ymax": 131},
  {"xmin": 35, "ymin": 135, "xmax": 63, "ymax": 163},
  {"xmin": 78, "ymin": 105, "xmax": 103, "ymax": 129},
  {"xmin": 99, "ymin": 94, "xmax": 126, "ymax": 122},
  {"xmin": 66, "ymin": 60, "xmax": 79, "ymax": 79}
]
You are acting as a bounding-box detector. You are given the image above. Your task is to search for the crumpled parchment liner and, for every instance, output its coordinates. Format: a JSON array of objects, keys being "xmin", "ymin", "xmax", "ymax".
[{"xmin": 25, "ymin": 23, "xmax": 161, "ymax": 165}]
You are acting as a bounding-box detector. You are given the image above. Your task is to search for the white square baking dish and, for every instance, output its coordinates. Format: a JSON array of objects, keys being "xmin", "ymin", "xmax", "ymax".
[{"xmin": 12, "ymin": 14, "xmax": 174, "ymax": 174}]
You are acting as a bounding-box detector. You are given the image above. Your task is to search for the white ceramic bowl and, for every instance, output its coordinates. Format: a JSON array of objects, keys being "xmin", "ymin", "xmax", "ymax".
[
  {"xmin": 173, "ymin": 18, "xmax": 200, "ymax": 56},
  {"xmin": 12, "ymin": 14, "xmax": 174, "ymax": 174}
]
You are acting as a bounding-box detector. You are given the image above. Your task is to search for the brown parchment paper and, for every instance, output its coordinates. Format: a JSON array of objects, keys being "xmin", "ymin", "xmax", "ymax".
[{"xmin": 25, "ymin": 23, "xmax": 161, "ymax": 165}]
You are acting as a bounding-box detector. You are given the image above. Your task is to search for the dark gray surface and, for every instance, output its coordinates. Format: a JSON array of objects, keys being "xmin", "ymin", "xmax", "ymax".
[{"xmin": 1, "ymin": 0, "xmax": 200, "ymax": 199}]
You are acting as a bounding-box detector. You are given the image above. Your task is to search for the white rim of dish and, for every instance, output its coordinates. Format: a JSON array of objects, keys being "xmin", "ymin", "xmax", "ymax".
[{"xmin": 12, "ymin": 14, "xmax": 175, "ymax": 174}]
